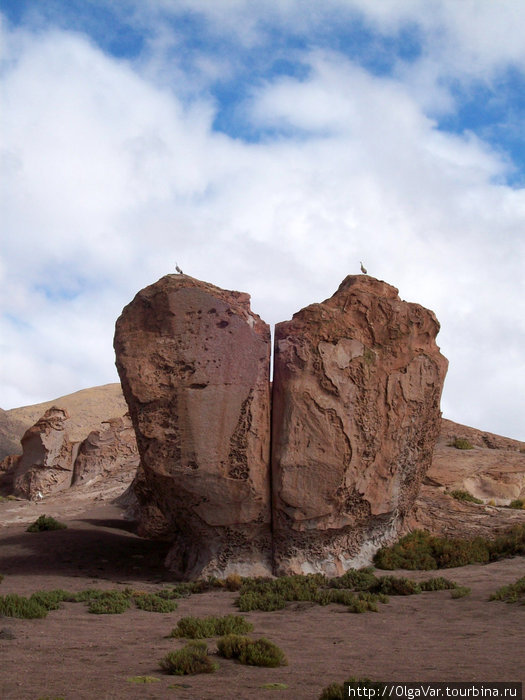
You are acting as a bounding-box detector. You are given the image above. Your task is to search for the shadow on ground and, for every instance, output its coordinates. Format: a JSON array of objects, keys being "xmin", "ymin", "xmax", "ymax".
[{"xmin": 0, "ymin": 518, "xmax": 174, "ymax": 582}]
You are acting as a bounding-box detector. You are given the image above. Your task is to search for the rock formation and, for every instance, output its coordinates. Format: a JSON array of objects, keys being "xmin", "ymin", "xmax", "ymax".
[
  {"xmin": 71, "ymin": 414, "xmax": 140, "ymax": 488},
  {"xmin": 410, "ymin": 419, "xmax": 525, "ymax": 538},
  {"xmin": 271, "ymin": 275, "xmax": 448, "ymax": 575},
  {"xmin": 113, "ymin": 274, "xmax": 272, "ymax": 579},
  {"xmin": 13, "ymin": 407, "xmax": 78, "ymax": 499}
]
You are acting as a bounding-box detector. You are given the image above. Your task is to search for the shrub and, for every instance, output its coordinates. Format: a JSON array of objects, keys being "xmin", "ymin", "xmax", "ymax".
[
  {"xmin": 490, "ymin": 576, "xmax": 525, "ymax": 604},
  {"xmin": 86, "ymin": 591, "xmax": 131, "ymax": 614},
  {"xmin": 0, "ymin": 594, "xmax": 48, "ymax": 619},
  {"xmin": 372, "ymin": 576, "xmax": 421, "ymax": 596},
  {"xmin": 239, "ymin": 637, "xmax": 287, "ymax": 667},
  {"xmin": 328, "ymin": 568, "xmax": 377, "ymax": 591},
  {"xmin": 216, "ymin": 633, "xmax": 250, "ymax": 659},
  {"xmin": 160, "ymin": 641, "xmax": 218, "ymax": 675},
  {"xmin": 133, "ymin": 593, "xmax": 178, "ymax": 613},
  {"xmin": 0, "ymin": 574, "xmax": 4, "ymax": 584},
  {"xmin": 374, "ymin": 526, "xmax": 525, "ymax": 570},
  {"xmin": 451, "ymin": 586, "xmax": 471, "ymax": 599},
  {"xmin": 450, "ymin": 438, "xmax": 474, "ymax": 450},
  {"xmin": 319, "ymin": 678, "xmax": 387, "ymax": 700},
  {"xmin": 26, "ymin": 515, "xmax": 67, "ymax": 532},
  {"xmin": 237, "ymin": 590, "xmax": 287, "ymax": 612},
  {"xmin": 419, "ymin": 577, "xmax": 458, "ymax": 591},
  {"xmin": 508, "ymin": 499, "xmax": 525, "ymax": 510},
  {"xmin": 224, "ymin": 573, "xmax": 243, "ymax": 591},
  {"xmin": 450, "ymin": 490, "xmax": 483, "ymax": 505},
  {"xmin": 170, "ymin": 614, "xmax": 253, "ymax": 639},
  {"xmin": 29, "ymin": 589, "xmax": 70, "ymax": 611},
  {"xmin": 217, "ymin": 635, "xmax": 287, "ymax": 667}
]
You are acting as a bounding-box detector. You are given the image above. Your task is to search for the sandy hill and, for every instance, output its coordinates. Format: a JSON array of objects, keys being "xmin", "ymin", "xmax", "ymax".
[{"xmin": 0, "ymin": 383, "xmax": 128, "ymax": 460}]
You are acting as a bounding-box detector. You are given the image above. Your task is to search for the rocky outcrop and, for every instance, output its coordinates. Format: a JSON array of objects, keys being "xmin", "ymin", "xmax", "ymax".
[
  {"xmin": 271, "ymin": 275, "xmax": 448, "ymax": 575},
  {"xmin": 410, "ymin": 419, "xmax": 525, "ymax": 538},
  {"xmin": 114, "ymin": 274, "xmax": 272, "ymax": 579},
  {"xmin": 0, "ymin": 383, "xmax": 128, "ymax": 461},
  {"xmin": 72, "ymin": 414, "xmax": 140, "ymax": 488},
  {"xmin": 13, "ymin": 407, "xmax": 78, "ymax": 499}
]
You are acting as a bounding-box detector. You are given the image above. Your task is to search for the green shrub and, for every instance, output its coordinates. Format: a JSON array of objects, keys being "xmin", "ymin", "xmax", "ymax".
[
  {"xmin": 372, "ymin": 576, "xmax": 421, "ymax": 596},
  {"xmin": 451, "ymin": 586, "xmax": 471, "ymax": 599},
  {"xmin": 450, "ymin": 490, "xmax": 483, "ymax": 504},
  {"xmin": 0, "ymin": 574, "xmax": 4, "ymax": 584},
  {"xmin": 237, "ymin": 590, "xmax": 287, "ymax": 612},
  {"xmin": 133, "ymin": 593, "xmax": 178, "ymax": 613},
  {"xmin": 319, "ymin": 678, "xmax": 387, "ymax": 700},
  {"xmin": 26, "ymin": 515, "xmax": 67, "ymax": 532},
  {"xmin": 508, "ymin": 499, "xmax": 525, "ymax": 510},
  {"xmin": 0, "ymin": 594, "xmax": 48, "ymax": 618},
  {"xmin": 217, "ymin": 635, "xmax": 287, "ymax": 667},
  {"xmin": 29, "ymin": 589, "xmax": 70, "ymax": 611},
  {"xmin": 239, "ymin": 637, "xmax": 287, "ymax": 667},
  {"xmin": 86, "ymin": 591, "xmax": 131, "ymax": 614},
  {"xmin": 328, "ymin": 568, "xmax": 377, "ymax": 591},
  {"xmin": 160, "ymin": 641, "xmax": 218, "ymax": 675},
  {"xmin": 216, "ymin": 633, "xmax": 250, "ymax": 659},
  {"xmin": 170, "ymin": 614, "xmax": 253, "ymax": 639},
  {"xmin": 419, "ymin": 577, "xmax": 458, "ymax": 591},
  {"xmin": 490, "ymin": 576, "xmax": 525, "ymax": 604},
  {"xmin": 450, "ymin": 438, "xmax": 474, "ymax": 450},
  {"xmin": 374, "ymin": 526, "xmax": 525, "ymax": 570}
]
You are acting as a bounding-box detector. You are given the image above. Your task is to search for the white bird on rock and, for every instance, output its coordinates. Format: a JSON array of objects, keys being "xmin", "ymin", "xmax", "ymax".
[
  {"xmin": 360, "ymin": 261, "xmax": 367, "ymax": 274},
  {"xmin": 175, "ymin": 262, "xmax": 183, "ymax": 274}
]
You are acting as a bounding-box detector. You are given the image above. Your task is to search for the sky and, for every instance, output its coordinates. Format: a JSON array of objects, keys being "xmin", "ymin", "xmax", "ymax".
[{"xmin": 1, "ymin": 0, "xmax": 524, "ymax": 441}]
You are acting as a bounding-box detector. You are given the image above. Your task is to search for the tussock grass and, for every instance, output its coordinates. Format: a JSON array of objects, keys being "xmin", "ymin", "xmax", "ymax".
[
  {"xmin": 490, "ymin": 576, "xmax": 525, "ymax": 604},
  {"xmin": 0, "ymin": 594, "xmax": 48, "ymax": 619},
  {"xmin": 450, "ymin": 490, "xmax": 483, "ymax": 504},
  {"xmin": 451, "ymin": 586, "xmax": 471, "ymax": 599},
  {"xmin": 26, "ymin": 515, "xmax": 67, "ymax": 532},
  {"xmin": 170, "ymin": 614, "xmax": 253, "ymax": 639},
  {"xmin": 126, "ymin": 676, "xmax": 160, "ymax": 683},
  {"xmin": 450, "ymin": 438, "xmax": 474, "ymax": 450},
  {"xmin": 160, "ymin": 641, "xmax": 218, "ymax": 675}
]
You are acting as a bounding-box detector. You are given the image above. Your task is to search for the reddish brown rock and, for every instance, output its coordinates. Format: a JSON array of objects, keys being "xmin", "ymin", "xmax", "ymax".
[
  {"xmin": 12, "ymin": 407, "xmax": 78, "ymax": 499},
  {"xmin": 114, "ymin": 274, "xmax": 272, "ymax": 579},
  {"xmin": 72, "ymin": 414, "xmax": 140, "ymax": 488},
  {"xmin": 271, "ymin": 275, "xmax": 448, "ymax": 575}
]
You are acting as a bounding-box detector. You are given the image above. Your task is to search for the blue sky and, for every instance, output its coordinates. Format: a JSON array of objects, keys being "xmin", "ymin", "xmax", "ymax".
[{"xmin": 1, "ymin": 0, "xmax": 525, "ymax": 440}]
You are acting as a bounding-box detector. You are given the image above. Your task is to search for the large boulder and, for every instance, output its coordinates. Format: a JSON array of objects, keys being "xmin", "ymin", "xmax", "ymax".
[
  {"xmin": 114, "ymin": 274, "xmax": 272, "ymax": 579},
  {"xmin": 271, "ymin": 275, "xmax": 448, "ymax": 575},
  {"xmin": 13, "ymin": 407, "xmax": 78, "ymax": 499}
]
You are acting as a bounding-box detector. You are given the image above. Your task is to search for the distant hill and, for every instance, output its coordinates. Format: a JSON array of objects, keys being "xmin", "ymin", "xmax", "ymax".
[{"xmin": 0, "ymin": 383, "xmax": 128, "ymax": 460}]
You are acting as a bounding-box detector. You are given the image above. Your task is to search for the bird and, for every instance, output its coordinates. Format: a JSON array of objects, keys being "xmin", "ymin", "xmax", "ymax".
[
  {"xmin": 175, "ymin": 262, "xmax": 183, "ymax": 274},
  {"xmin": 360, "ymin": 261, "xmax": 367, "ymax": 274}
]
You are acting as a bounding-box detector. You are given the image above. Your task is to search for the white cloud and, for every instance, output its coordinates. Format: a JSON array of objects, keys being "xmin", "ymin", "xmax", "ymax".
[{"xmin": 1, "ymin": 11, "xmax": 524, "ymax": 440}]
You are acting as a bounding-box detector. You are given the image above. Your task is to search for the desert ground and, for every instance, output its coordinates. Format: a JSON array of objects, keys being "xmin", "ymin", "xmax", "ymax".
[{"xmin": 1, "ymin": 497, "xmax": 524, "ymax": 700}]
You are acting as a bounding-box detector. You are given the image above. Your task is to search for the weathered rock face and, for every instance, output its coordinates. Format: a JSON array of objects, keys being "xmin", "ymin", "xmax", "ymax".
[
  {"xmin": 271, "ymin": 275, "xmax": 448, "ymax": 575},
  {"xmin": 409, "ymin": 419, "xmax": 525, "ymax": 538},
  {"xmin": 114, "ymin": 274, "xmax": 272, "ymax": 579},
  {"xmin": 13, "ymin": 407, "xmax": 78, "ymax": 498},
  {"xmin": 72, "ymin": 414, "xmax": 140, "ymax": 488}
]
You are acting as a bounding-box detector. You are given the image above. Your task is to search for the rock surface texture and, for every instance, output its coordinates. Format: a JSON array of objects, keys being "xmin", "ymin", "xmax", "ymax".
[
  {"xmin": 271, "ymin": 275, "xmax": 448, "ymax": 575},
  {"xmin": 71, "ymin": 414, "xmax": 140, "ymax": 488},
  {"xmin": 113, "ymin": 274, "xmax": 272, "ymax": 579}
]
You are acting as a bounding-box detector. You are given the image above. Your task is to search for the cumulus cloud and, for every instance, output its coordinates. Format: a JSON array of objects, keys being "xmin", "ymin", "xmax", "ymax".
[{"xmin": 1, "ymin": 3, "xmax": 524, "ymax": 440}]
